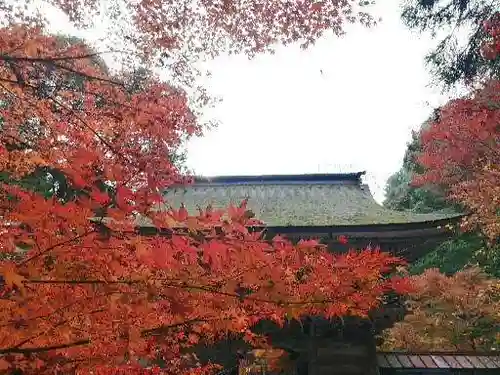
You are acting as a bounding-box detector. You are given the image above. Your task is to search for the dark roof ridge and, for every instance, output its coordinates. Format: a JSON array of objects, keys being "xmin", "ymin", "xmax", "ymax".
[
  {"xmin": 378, "ymin": 350, "xmax": 500, "ymax": 356},
  {"xmin": 190, "ymin": 172, "xmax": 366, "ymax": 185}
]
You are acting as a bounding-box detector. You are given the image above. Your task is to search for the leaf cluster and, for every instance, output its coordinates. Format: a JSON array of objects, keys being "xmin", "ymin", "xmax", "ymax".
[{"xmin": 381, "ymin": 267, "xmax": 500, "ymax": 351}]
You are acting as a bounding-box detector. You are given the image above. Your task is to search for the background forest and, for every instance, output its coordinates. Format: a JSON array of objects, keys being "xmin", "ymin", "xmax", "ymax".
[
  {"xmin": 380, "ymin": 0, "xmax": 500, "ymax": 353},
  {"xmin": 384, "ymin": 0, "xmax": 500, "ymax": 277}
]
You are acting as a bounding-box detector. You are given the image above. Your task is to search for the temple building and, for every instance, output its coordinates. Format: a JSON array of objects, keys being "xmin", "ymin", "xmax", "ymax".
[
  {"xmin": 162, "ymin": 172, "xmax": 500, "ymax": 375},
  {"xmin": 163, "ymin": 172, "xmax": 462, "ymax": 262}
]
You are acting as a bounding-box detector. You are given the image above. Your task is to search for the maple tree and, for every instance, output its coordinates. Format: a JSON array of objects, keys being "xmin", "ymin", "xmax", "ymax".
[
  {"xmin": 383, "ymin": 112, "xmax": 499, "ymax": 277},
  {"xmin": 0, "ymin": 1, "xmax": 415, "ymax": 374},
  {"xmin": 481, "ymin": 11, "xmax": 500, "ymax": 62},
  {"xmin": 414, "ymin": 77, "xmax": 500, "ymax": 241},
  {"xmin": 381, "ymin": 267, "xmax": 500, "ymax": 352},
  {"xmin": 384, "ymin": 15, "xmax": 500, "ymax": 351}
]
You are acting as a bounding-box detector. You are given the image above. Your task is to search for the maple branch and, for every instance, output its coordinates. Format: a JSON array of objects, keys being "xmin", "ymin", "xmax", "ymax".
[
  {"xmin": 12, "ymin": 306, "xmax": 107, "ymax": 350},
  {"xmin": 166, "ymin": 281, "xmax": 353, "ymax": 306},
  {"xmin": 143, "ymin": 312, "xmax": 267, "ymax": 337},
  {"xmin": 1, "ymin": 52, "xmax": 127, "ymax": 87},
  {"xmin": 0, "ymin": 317, "xmax": 222, "ymax": 355},
  {"xmin": 50, "ymin": 60, "xmax": 125, "ymax": 87},
  {"xmin": 2, "ymin": 60, "xmax": 188, "ymax": 130},
  {"xmin": 0, "ymin": 50, "xmax": 127, "ymax": 63},
  {"xmin": 0, "ymin": 68, "xmax": 127, "ymax": 163},
  {"xmin": 26, "ymin": 279, "xmax": 137, "ymax": 285},
  {"xmin": 11, "ymin": 319, "xmax": 78, "ymax": 351},
  {"xmin": 46, "ymin": 95, "xmax": 128, "ymax": 161},
  {"xmin": 0, "ymin": 77, "xmax": 20, "ymax": 84},
  {"xmin": 142, "ymin": 317, "xmax": 210, "ymax": 336},
  {"xmin": 65, "ymin": 85, "xmax": 176, "ymax": 122},
  {"xmin": 0, "ymin": 297, "xmax": 98, "ymax": 328},
  {"xmin": 0, "ymin": 339, "xmax": 90, "ymax": 355},
  {"xmin": 19, "ymin": 230, "xmax": 93, "ymax": 265},
  {"xmin": 23, "ymin": 278, "xmax": 351, "ymax": 306}
]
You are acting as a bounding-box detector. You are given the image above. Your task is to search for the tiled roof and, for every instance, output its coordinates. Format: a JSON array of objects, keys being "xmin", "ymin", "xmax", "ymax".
[
  {"xmin": 161, "ymin": 173, "xmax": 462, "ymax": 227},
  {"xmin": 377, "ymin": 352, "xmax": 500, "ymax": 369}
]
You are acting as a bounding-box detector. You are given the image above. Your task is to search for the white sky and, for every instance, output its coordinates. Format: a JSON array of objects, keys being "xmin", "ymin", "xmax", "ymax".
[
  {"xmin": 187, "ymin": 2, "xmax": 455, "ymax": 204},
  {"xmin": 41, "ymin": 1, "xmax": 456, "ymax": 204}
]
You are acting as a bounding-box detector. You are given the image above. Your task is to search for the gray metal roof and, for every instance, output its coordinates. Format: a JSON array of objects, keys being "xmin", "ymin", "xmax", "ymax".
[
  {"xmin": 161, "ymin": 173, "xmax": 461, "ymax": 227},
  {"xmin": 377, "ymin": 352, "xmax": 500, "ymax": 369}
]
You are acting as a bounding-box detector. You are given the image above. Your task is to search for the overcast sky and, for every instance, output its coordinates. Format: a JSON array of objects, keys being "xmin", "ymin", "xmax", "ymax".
[
  {"xmin": 42, "ymin": 1, "xmax": 456, "ymax": 204},
  {"xmin": 185, "ymin": 2, "xmax": 455, "ymax": 203}
]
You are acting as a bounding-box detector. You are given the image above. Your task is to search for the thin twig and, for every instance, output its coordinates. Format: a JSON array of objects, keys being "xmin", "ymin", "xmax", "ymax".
[{"xmin": 0, "ymin": 50, "xmax": 128, "ymax": 63}]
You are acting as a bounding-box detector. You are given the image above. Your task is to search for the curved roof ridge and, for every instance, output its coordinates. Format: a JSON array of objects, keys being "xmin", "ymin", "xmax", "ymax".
[{"xmin": 191, "ymin": 172, "xmax": 366, "ymax": 185}]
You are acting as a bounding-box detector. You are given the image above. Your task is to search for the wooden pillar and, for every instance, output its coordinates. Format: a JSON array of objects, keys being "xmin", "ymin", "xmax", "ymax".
[
  {"xmin": 312, "ymin": 317, "xmax": 379, "ymax": 375},
  {"xmin": 307, "ymin": 319, "xmax": 318, "ymax": 375}
]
